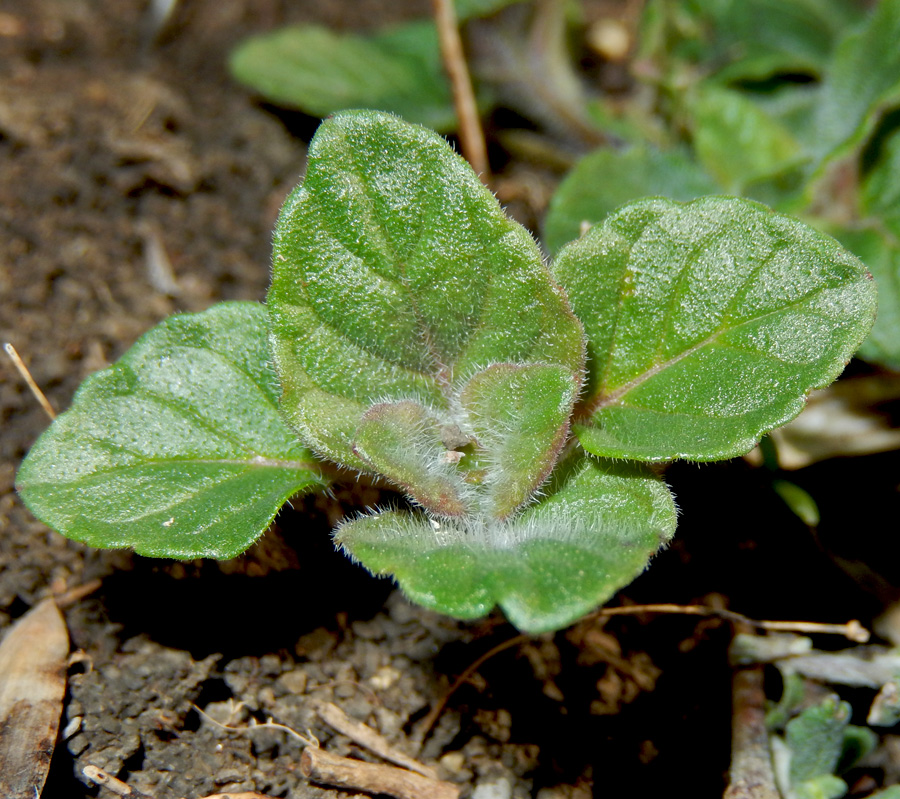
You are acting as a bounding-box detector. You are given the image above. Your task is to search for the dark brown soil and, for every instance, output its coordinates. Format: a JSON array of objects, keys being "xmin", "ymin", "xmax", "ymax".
[{"xmin": 2, "ymin": 2, "xmax": 899, "ymax": 798}]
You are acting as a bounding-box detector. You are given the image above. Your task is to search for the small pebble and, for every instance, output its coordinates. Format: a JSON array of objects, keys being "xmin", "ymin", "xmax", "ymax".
[{"xmin": 473, "ymin": 777, "xmax": 513, "ymax": 799}]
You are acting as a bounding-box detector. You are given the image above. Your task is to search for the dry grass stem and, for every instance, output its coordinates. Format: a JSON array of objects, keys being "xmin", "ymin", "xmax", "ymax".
[
  {"xmin": 3, "ymin": 342, "xmax": 57, "ymax": 420},
  {"xmin": 596, "ymin": 604, "xmax": 869, "ymax": 642},
  {"xmin": 315, "ymin": 701, "xmax": 438, "ymax": 779},
  {"xmin": 83, "ymin": 765, "xmax": 156, "ymax": 798},
  {"xmin": 723, "ymin": 662, "xmax": 780, "ymax": 798},
  {"xmin": 432, "ymin": 0, "xmax": 489, "ymax": 180},
  {"xmin": 301, "ymin": 745, "xmax": 460, "ymax": 799}
]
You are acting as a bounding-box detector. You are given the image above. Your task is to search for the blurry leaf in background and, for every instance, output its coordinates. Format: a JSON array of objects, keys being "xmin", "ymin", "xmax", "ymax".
[
  {"xmin": 708, "ymin": 0, "xmax": 863, "ymax": 83},
  {"xmin": 809, "ymin": 0, "xmax": 900, "ymax": 170},
  {"xmin": 861, "ymin": 127, "xmax": 900, "ymax": 232},
  {"xmin": 455, "ymin": 0, "xmax": 528, "ymax": 18},
  {"xmin": 772, "ymin": 479, "xmax": 820, "ymax": 526},
  {"xmin": 636, "ymin": 0, "xmax": 861, "ymax": 85},
  {"xmin": 776, "ymin": 696, "xmax": 851, "ymax": 798},
  {"xmin": 542, "ymin": 144, "xmax": 716, "ymax": 255},
  {"xmin": 467, "ymin": 0, "xmax": 606, "ymax": 147},
  {"xmin": 230, "ymin": 22, "xmax": 459, "ymax": 132},
  {"xmin": 228, "ymin": 1, "xmax": 529, "ymax": 133},
  {"xmin": 834, "ymin": 228, "xmax": 900, "ymax": 371},
  {"xmin": 689, "ymin": 86, "xmax": 803, "ymax": 194}
]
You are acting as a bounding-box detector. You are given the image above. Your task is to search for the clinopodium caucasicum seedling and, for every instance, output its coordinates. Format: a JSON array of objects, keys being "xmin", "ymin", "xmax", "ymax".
[{"xmin": 16, "ymin": 111, "xmax": 877, "ymax": 633}]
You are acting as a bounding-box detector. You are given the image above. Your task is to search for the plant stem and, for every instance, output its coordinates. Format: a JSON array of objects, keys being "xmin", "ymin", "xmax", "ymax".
[
  {"xmin": 432, "ymin": 0, "xmax": 490, "ymax": 181},
  {"xmin": 723, "ymin": 627, "xmax": 780, "ymax": 799}
]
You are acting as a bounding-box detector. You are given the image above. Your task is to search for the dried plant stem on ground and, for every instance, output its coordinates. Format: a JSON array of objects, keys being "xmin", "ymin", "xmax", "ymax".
[
  {"xmin": 301, "ymin": 745, "xmax": 460, "ymax": 799},
  {"xmin": 416, "ymin": 604, "xmax": 868, "ymax": 743},
  {"xmin": 596, "ymin": 604, "xmax": 869, "ymax": 643},
  {"xmin": 432, "ymin": 0, "xmax": 489, "ymax": 179},
  {"xmin": 3, "ymin": 342, "xmax": 57, "ymax": 420},
  {"xmin": 83, "ymin": 765, "xmax": 155, "ymax": 797},
  {"xmin": 84, "ymin": 765, "xmax": 276, "ymax": 799},
  {"xmin": 316, "ymin": 700, "xmax": 438, "ymax": 778},
  {"xmin": 723, "ymin": 655, "xmax": 780, "ymax": 799}
]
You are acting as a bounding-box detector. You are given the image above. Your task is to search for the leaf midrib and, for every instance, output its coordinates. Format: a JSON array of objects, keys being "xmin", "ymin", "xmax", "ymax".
[{"xmin": 589, "ymin": 280, "xmax": 838, "ymax": 413}]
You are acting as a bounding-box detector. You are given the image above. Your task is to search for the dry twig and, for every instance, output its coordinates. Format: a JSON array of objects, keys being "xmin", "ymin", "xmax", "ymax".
[
  {"xmin": 301, "ymin": 745, "xmax": 460, "ymax": 799},
  {"xmin": 414, "ymin": 633, "xmax": 529, "ymax": 743},
  {"xmin": 415, "ymin": 603, "xmax": 867, "ymax": 743},
  {"xmin": 432, "ymin": 0, "xmax": 489, "ymax": 180},
  {"xmin": 83, "ymin": 766, "xmax": 155, "ymax": 798},
  {"xmin": 191, "ymin": 701, "xmax": 314, "ymax": 746},
  {"xmin": 594, "ymin": 604, "xmax": 869, "ymax": 643},
  {"xmin": 723, "ymin": 623, "xmax": 780, "ymax": 799},
  {"xmin": 3, "ymin": 342, "xmax": 56, "ymax": 420},
  {"xmin": 315, "ymin": 701, "xmax": 438, "ymax": 779}
]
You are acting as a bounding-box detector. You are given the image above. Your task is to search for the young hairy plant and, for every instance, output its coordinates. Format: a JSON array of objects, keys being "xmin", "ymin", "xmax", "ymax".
[{"xmin": 16, "ymin": 111, "xmax": 876, "ymax": 633}]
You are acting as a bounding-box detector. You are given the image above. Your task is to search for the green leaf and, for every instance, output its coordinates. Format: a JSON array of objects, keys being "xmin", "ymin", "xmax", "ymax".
[
  {"xmin": 708, "ymin": 0, "xmax": 863, "ymax": 81},
  {"xmin": 229, "ymin": 22, "xmax": 458, "ymax": 132},
  {"xmin": 459, "ymin": 363, "xmax": 578, "ymax": 520},
  {"xmin": 786, "ymin": 696, "xmax": 851, "ymax": 784},
  {"xmin": 810, "ymin": 0, "xmax": 900, "ymax": 168},
  {"xmin": 772, "ymin": 480, "xmax": 820, "ymax": 527},
  {"xmin": 553, "ymin": 197, "xmax": 876, "ymax": 462},
  {"xmin": 16, "ymin": 303, "xmax": 325, "ymax": 559},
  {"xmin": 542, "ymin": 145, "xmax": 717, "ymax": 256},
  {"xmin": 792, "ymin": 775, "xmax": 848, "ymax": 799},
  {"xmin": 834, "ymin": 227, "xmax": 900, "ymax": 370},
  {"xmin": 690, "ymin": 86, "xmax": 803, "ymax": 194},
  {"xmin": 353, "ymin": 401, "xmax": 471, "ymax": 518},
  {"xmin": 268, "ymin": 110, "xmax": 584, "ymax": 469},
  {"xmin": 456, "ymin": 0, "xmax": 527, "ymax": 19},
  {"xmin": 861, "ymin": 128, "xmax": 900, "ymax": 227},
  {"xmin": 335, "ymin": 454, "xmax": 676, "ymax": 633}
]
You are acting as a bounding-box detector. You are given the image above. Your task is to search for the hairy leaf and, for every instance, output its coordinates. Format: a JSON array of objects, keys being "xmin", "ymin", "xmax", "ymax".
[
  {"xmin": 268, "ymin": 110, "xmax": 584, "ymax": 469},
  {"xmin": 335, "ymin": 454, "xmax": 676, "ymax": 633},
  {"xmin": 543, "ymin": 145, "xmax": 716, "ymax": 256},
  {"xmin": 786, "ymin": 696, "xmax": 851, "ymax": 785},
  {"xmin": 459, "ymin": 363, "xmax": 578, "ymax": 520},
  {"xmin": 353, "ymin": 401, "xmax": 471, "ymax": 518},
  {"xmin": 16, "ymin": 303, "xmax": 325, "ymax": 558},
  {"xmin": 554, "ymin": 197, "xmax": 876, "ymax": 462}
]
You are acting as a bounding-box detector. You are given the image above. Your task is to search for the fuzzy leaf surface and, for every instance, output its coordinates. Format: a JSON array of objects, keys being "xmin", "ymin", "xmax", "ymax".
[
  {"xmin": 542, "ymin": 144, "xmax": 716, "ymax": 256},
  {"xmin": 268, "ymin": 110, "xmax": 584, "ymax": 469},
  {"xmin": 335, "ymin": 454, "xmax": 676, "ymax": 633},
  {"xmin": 459, "ymin": 363, "xmax": 577, "ymax": 520},
  {"xmin": 786, "ymin": 696, "xmax": 851, "ymax": 785},
  {"xmin": 554, "ymin": 197, "xmax": 877, "ymax": 462},
  {"xmin": 16, "ymin": 303, "xmax": 324, "ymax": 558},
  {"xmin": 353, "ymin": 401, "xmax": 471, "ymax": 518}
]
